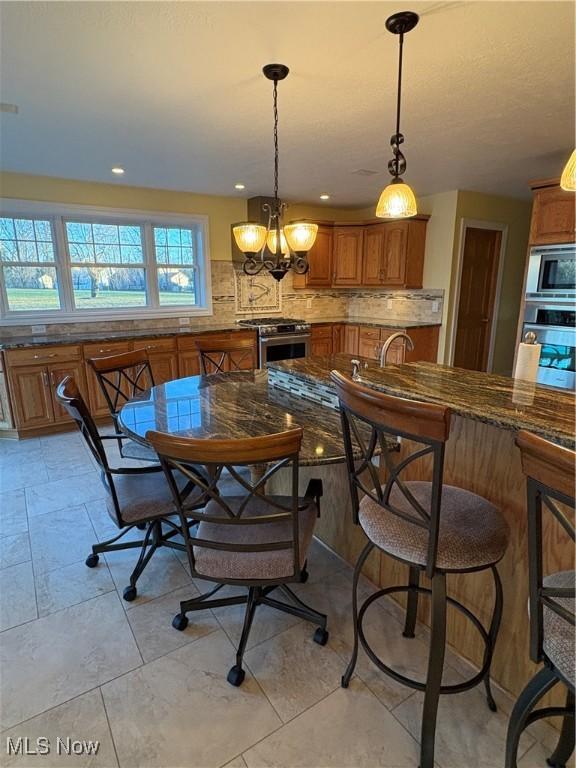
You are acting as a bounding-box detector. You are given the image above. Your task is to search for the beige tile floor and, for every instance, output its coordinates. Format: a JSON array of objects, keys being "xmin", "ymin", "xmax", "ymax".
[{"xmin": 0, "ymin": 430, "xmax": 572, "ymax": 768}]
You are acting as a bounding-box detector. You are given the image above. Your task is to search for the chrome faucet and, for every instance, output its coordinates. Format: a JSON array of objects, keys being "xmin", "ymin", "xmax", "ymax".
[{"xmin": 379, "ymin": 332, "xmax": 414, "ymax": 367}]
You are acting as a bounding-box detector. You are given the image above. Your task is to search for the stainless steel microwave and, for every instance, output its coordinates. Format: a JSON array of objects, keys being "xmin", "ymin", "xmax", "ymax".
[{"xmin": 526, "ymin": 245, "xmax": 576, "ymax": 298}]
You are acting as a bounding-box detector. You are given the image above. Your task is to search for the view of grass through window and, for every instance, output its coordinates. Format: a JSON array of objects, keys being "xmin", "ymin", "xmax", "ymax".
[{"xmin": 0, "ymin": 214, "xmax": 203, "ymax": 314}]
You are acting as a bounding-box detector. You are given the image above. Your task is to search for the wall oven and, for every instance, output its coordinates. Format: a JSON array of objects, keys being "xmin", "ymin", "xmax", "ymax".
[
  {"xmin": 523, "ymin": 305, "xmax": 575, "ymax": 390},
  {"xmin": 526, "ymin": 245, "xmax": 576, "ymax": 298}
]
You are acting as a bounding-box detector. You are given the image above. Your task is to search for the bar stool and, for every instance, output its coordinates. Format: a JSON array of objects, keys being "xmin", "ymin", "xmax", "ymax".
[
  {"xmin": 331, "ymin": 371, "xmax": 510, "ymax": 768},
  {"xmin": 505, "ymin": 430, "xmax": 575, "ymax": 768},
  {"xmin": 195, "ymin": 337, "xmax": 256, "ymax": 374}
]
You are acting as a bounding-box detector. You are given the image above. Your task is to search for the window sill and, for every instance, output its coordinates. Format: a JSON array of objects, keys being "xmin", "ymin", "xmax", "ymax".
[{"xmin": 0, "ymin": 306, "xmax": 214, "ymax": 326}]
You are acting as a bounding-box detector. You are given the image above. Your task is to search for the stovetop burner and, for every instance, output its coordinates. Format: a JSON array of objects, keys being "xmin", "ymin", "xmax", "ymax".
[
  {"xmin": 238, "ymin": 317, "xmax": 304, "ymax": 326},
  {"xmin": 237, "ymin": 316, "xmax": 310, "ymax": 336}
]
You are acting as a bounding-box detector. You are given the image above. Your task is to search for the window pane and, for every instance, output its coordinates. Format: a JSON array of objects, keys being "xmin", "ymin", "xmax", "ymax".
[
  {"xmin": 158, "ymin": 267, "xmax": 197, "ymax": 305},
  {"xmin": 0, "ymin": 217, "xmax": 55, "ymax": 263},
  {"xmin": 3, "ymin": 266, "xmax": 61, "ymax": 311},
  {"xmin": 67, "ymin": 221, "xmax": 144, "ymax": 265},
  {"xmin": 153, "ymin": 226, "xmax": 195, "ymax": 266},
  {"xmin": 71, "ymin": 266, "xmax": 146, "ymax": 308}
]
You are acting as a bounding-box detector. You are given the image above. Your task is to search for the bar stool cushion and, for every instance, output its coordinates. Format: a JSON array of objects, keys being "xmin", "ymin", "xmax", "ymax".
[
  {"xmin": 542, "ymin": 570, "xmax": 575, "ymax": 685},
  {"xmin": 105, "ymin": 472, "xmax": 180, "ymax": 524},
  {"xmin": 359, "ymin": 481, "xmax": 509, "ymax": 571},
  {"xmin": 194, "ymin": 495, "xmax": 317, "ymax": 581}
]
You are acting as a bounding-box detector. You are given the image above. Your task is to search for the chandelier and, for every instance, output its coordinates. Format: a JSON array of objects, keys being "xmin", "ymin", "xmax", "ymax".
[
  {"xmin": 376, "ymin": 12, "xmax": 419, "ymax": 219},
  {"xmin": 233, "ymin": 64, "xmax": 318, "ymax": 281}
]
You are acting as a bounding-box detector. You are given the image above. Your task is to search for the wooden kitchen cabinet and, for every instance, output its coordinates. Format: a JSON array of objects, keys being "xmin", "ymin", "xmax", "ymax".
[
  {"xmin": 292, "ymin": 225, "xmax": 333, "ymax": 288},
  {"xmin": 332, "ymin": 324, "xmax": 344, "ymax": 354},
  {"xmin": 310, "ymin": 324, "xmax": 333, "ymax": 356},
  {"xmin": 358, "ymin": 327, "xmax": 382, "ymax": 360},
  {"xmin": 8, "ymin": 364, "xmax": 54, "ymax": 429},
  {"xmin": 342, "ymin": 325, "xmax": 359, "ymax": 355},
  {"xmin": 529, "ymin": 180, "xmax": 576, "ymax": 245},
  {"xmin": 177, "ymin": 331, "xmax": 257, "ymax": 376},
  {"xmin": 84, "ymin": 340, "xmax": 133, "ymax": 417},
  {"xmin": 49, "ymin": 361, "xmax": 87, "ymax": 421},
  {"xmin": 133, "ymin": 337, "xmax": 178, "ymax": 385},
  {"xmin": 361, "ymin": 226, "xmax": 387, "ymax": 285},
  {"xmin": 332, "ymin": 227, "xmax": 364, "ymax": 286}
]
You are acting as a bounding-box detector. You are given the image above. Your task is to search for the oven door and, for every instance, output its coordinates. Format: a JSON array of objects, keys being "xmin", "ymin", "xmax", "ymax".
[
  {"xmin": 523, "ymin": 323, "xmax": 576, "ymax": 390},
  {"xmin": 259, "ymin": 334, "xmax": 310, "ymax": 367},
  {"xmin": 526, "ymin": 247, "xmax": 576, "ymax": 297}
]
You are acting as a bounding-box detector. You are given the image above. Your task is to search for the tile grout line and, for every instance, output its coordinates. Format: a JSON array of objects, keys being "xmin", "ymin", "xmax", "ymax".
[{"xmin": 98, "ymin": 686, "xmax": 122, "ymax": 768}]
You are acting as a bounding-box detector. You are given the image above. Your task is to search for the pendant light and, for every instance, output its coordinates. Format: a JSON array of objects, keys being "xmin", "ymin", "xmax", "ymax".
[
  {"xmin": 376, "ymin": 11, "xmax": 419, "ymax": 219},
  {"xmin": 233, "ymin": 64, "xmax": 318, "ymax": 281},
  {"xmin": 560, "ymin": 149, "xmax": 576, "ymax": 191}
]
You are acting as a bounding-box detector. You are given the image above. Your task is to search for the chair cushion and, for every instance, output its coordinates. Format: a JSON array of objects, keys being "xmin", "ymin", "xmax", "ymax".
[
  {"xmin": 359, "ymin": 481, "xmax": 509, "ymax": 571},
  {"xmin": 194, "ymin": 495, "xmax": 317, "ymax": 581},
  {"xmin": 105, "ymin": 471, "xmax": 180, "ymax": 525},
  {"xmin": 542, "ymin": 570, "xmax": 575, "ymax": 685}
]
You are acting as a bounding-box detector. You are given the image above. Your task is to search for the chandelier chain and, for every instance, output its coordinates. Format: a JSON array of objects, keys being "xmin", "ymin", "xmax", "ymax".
[{"xmin": 273, "ymin": 78, "xmax": 279, "ymax": 206}]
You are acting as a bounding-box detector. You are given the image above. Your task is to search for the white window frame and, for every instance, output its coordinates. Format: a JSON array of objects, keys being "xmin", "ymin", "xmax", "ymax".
[{"xmin": 0, "ymin": 199, "xmax": 213, "ymax": 325}]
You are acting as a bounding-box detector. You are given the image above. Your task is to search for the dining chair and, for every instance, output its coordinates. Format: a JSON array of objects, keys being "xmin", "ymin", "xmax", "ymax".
[
  {"xmin": 56, "ymin": 376, "xmax": 204, "ymax": 601},
  {"xmin": 331, "ymin": 370, "xmax": 510, "ymax": 768},
  {"xmin": 147, "ymin": 426, "xmax": 328, "ymax": 686},
  {"xmin": 195, "ymin": 336, "xmax": 256, "ymax": 374},
  {"xmin": 505, "ymin": 430, "xmax": 575, "ymax": 768},
  {"xmin": 87, "ymin": 348, "xmax": 159, "ymax": 464}
]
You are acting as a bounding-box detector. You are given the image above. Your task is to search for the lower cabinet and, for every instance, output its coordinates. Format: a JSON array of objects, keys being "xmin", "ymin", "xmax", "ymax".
[
  {"xmin": 134, "ymin": 338, "xmax": 178, "ymax": 385},
  {"xmin": 84, "ymin": 340, "xmax": 133, "ymax": 417},
  {"xmin": 177, "ymin": 331, "xmax": 257, "ymax": 376},
  {"xmin": 342, "ymin": 325, "xmax": 359, "ymax": 355},
  {"xmin": 310, "ymin": 325, "xmax": 333, "ymax": 356}
]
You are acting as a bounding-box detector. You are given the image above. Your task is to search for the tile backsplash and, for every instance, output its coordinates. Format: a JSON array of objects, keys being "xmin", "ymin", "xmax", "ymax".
[{"xmin": 0, "ymin": 260, "xmax": 443, "ymax": 338}]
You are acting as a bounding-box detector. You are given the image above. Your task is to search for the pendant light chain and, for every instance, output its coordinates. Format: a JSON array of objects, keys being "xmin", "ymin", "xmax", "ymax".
[
  {"xmin": 394, "ymin": 32, "xmax": 404, "ymax": 178},
  {"xmin": 273, "ymin": 77, "xmax": 280, "ymax": 208}
]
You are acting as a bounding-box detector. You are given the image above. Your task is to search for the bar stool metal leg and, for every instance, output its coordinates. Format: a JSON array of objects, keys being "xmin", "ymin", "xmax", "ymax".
[
  {"xmin": 420, "ymin": 572, "xmax": 447, "ymax": 768},
  {"xmin": 403, "ymin": 565, "xmax": 420, "ymax": 639},
  {"xmin": 342, "ymin": 541, "xmax": 374, "ymax": 688},
  {"xmin": 547, "ymin": 689, "xmax": 575, "ymax": 768}
]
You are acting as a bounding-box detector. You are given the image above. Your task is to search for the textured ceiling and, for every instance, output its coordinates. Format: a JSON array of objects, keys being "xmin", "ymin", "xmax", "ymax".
[{"xmin": 0, "ymin": 1, "xmax": 574, "ymax": 206}]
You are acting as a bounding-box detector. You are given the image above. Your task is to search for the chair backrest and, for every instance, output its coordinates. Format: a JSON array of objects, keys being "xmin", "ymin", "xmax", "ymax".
[
  {"xmin": 147, "ymin": 427, "xmax": 305, "ymax": 584},
  {"xmin": 195, "ymin": 337, "xmax": 255, "ymax": 374},
  {"xmin": 516, "ymin": 430, "xmax": 575, "ymax": 665},
  {"xmin": 55, "ymin": 376, "xmax": 124, "ymax": 526},
  {"xmin": 331, "ymin": 370, "xmax": 452, "ymax": 579},
  {"xmin": 87, "ymin": 348, "xmax": 154, "ymax": 423}
]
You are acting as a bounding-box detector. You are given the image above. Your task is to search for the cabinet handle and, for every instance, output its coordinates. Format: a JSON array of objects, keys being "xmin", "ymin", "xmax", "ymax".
[
  {"xmin": 42, "ymin": 371, "xmax": 49, "ymax": 388},
  {"xmin": 33, "ymin": 353, "xmax": 57, "ymax": 360},
  {"xmin": 99, "ymin": 348, "xmax": 113, "ymax": 353}
]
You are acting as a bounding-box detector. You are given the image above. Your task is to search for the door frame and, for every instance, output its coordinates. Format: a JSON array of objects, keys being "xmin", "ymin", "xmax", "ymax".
[{"xmin": 449, "ymin": 218, "xmax": 508, "ymax": 373}]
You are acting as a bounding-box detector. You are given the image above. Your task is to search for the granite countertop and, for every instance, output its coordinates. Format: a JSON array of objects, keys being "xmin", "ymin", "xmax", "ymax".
[
  {"xmin": 118, "ymin": 369, "xmax": 381, "ymax": 466},
  {"xmin": 0, "ymin": 317, "xmax": 440, "ymax": 350},
  {"xmin": 0, "ymin": 324, "xmax": 253, "ymax": 350},
  {"xmin": 309, "ymin": 317, "xmax": 441, "ymax": 329},
  {"xmin": 268, "ymin": 355, "xmax": 576, "ymax": 449}
]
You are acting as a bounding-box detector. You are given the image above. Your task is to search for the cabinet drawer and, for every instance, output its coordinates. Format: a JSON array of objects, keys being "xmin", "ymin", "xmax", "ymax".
[
  {"xmin": 359, "ymin": 327, "xmax": 380, "ymax": 341},
  {"xmin": 132, "ymin": 337, "xmax": 176, "ymax": 353},
  {"xmin": 311, "ymin": 325, "xmax": 332, "ymax": 339},
  {"xmin": 83, "ymin": 340, "xmax": 133, "ymax": 359},
  {"xmin": 178, "ymin": 330, "xmax": 255, "ymax": 351},
  {"xmin": 6, "ymin": 345, "xmax": 82, "ymax": 367}
]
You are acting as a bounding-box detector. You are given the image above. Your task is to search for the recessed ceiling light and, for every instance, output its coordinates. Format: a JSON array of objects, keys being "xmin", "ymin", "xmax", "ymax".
[
  {"xmin": 320, "ymin": 194, "xmax": 330, "ymax": 200},
  {"xmin": 234, "ymin": 183, "xmax": 246, "ymax": 190},
  {"xmin": 111, "ymin": 166, "xmax": 125, "ymax": 175}
]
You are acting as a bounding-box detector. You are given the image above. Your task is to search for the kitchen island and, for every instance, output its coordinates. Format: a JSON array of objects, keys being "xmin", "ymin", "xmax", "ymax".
[{"xmin": 267, "ymin": 355, "xmax": 575, "ymax": 701}]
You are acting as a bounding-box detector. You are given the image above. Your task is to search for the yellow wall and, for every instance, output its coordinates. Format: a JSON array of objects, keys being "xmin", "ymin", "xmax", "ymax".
[
  {"xmin": 0, "ymin": 172, "xmax": 247, "ymax": 261},
  {"xmin": 454, "ymin": 191, "xmax": 531, "ymax": 374}
]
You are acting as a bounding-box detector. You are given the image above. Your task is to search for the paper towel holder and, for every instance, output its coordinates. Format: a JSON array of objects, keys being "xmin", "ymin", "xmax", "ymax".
[{"xmin": 524, "ymin": 331, "xmax": 538, "ymax": 344}]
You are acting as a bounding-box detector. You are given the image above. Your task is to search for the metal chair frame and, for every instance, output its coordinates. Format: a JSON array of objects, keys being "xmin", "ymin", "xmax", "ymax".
[
  {"xmin": 195, "ymin": 337, "xmax": 255, "ymax": 375},
  {"xmin": 148, "ymin": 427, "xmax": 328, "ymax": 686},
  {"xmin": 55, "ymin": 376, "xmax": 200, "ymax": 601},
  {"xmin": 505, "ymin": 437, "xmax": 575, "ymax": 768},
  {"xmin": 332, "ymin": 371, "xmax": 505, "ymax": 768}
]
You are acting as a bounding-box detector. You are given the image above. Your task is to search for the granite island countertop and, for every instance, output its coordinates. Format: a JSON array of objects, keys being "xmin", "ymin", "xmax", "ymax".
[
  {"xmin": 268, "ymin": 355, "xmax": 576, "ymax": 449},
  {"xmin": 0, "ymin": 318, "xmax": 440, "ymax": 350}
]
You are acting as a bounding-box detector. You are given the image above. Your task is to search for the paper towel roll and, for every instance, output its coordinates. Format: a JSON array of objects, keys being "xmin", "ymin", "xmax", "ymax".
[
  {"xmin": 512, "ymin": 378, "xmax": 537, "ymax": 407},
  {"xmin": 514, "ymin": 342, "xmax": 541, "ymax": 383}
]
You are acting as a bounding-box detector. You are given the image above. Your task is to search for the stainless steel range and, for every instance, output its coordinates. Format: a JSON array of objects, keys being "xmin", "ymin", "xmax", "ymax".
[{"xmin": 237, "ymin": 317, "xmax": 310, "ymax": 368}]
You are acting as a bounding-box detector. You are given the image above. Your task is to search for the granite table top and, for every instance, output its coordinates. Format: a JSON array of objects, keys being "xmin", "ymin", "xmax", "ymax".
[
  {"xmin": 119, "ymin": 369, "xmax": 378, "ymax": 466},
  {"xmin": 268, "ymin": 356, "xmax": 576, "ymax": 449}
]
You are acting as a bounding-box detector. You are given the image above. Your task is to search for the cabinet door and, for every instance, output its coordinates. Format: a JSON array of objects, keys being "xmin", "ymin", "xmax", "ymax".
[
  {"xmin": 228, "ymin": 346, "xmax": 257, "ymax": 371},
  {"xmin": 49, "ymin": 361, "xmax": 87, "ymax": 422},
  {"xmin": 8, "ymin": 365, "xmax": 54, "ymax": 429},
  {"xmin": 306, "ymin": 226, "xmax": 333, "ymax": 286},
  {"xmin": 148, "ymin": 352, "xmax": 179, "ymax": 384},
  {"xmin": 382, "ymin": 223, "xmax": 408, "ymax": 286},
  {"xmin": 386, "ymin": 341, "xmax": 405, "ymax": 364},
  {"xmin": 179, "ymin": 351, "xmax": 201, "ymax": 377},
  {"xmin": 332, "ymin": 228, "xmax": 364, "ymax": 286},
  {"xmin": 358, "ymin": 337, "xmax": 380, "ymax": 360},
  {"xmin": 84, "ymin": 341, "xmax": 133, "ymax": 417},
  {"xmin": 362, "ymin": 226, "xmax": 386, "ymax": 285},
  {"xmin": 530, "ymin": 186, "xmax": 576, "ymax": 245},
  {"xmin": 311, "ymin": 338, "xmax": 333, "ymax": 357},
  {"xmin": 342, "ymin": 325, "xmax": 359, "ymax": 355},
  {"xmin": 332, "ymin": 324, "xmax": 344, "ymax": 353}
]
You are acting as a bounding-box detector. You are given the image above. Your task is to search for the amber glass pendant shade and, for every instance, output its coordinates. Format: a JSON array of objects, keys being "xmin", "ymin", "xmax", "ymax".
[
  {"xmin": 560, "ymin": 149, "xmax": 576, "ymax": 192},
  {"xmin": 376, "ymin": 182, "xmax": 417, "ymax": 219},
  {"xmin": 233, "ymin": 223, "xmax": 267, "ymax": 254},
  {"xmin": 284, "ymin": 222, "xmax": 318, "ymax": 253},
  {"xmin": 266, "ymin": 228, "xmax": 289, "ymax": 255}
]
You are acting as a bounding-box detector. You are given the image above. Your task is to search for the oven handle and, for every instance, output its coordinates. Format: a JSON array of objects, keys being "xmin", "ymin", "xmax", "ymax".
[
  {"xmin": 260, "ymin": 333, "xmax": 311, "ymax": 344},
  {"xmin": 523, "ymin": 323, "xmax": 576, "ymax": 347}
]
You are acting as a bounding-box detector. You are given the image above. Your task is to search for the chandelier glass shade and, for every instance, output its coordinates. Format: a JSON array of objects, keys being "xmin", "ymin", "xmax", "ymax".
[
  {"xmin": 233, "ymin": 64, "xmax": 318, "ymax": 281},
  {"xmin": 560, "ymin": 149, "xmax": 576, "ymax": 192},
  {"xmin": 376, "ymin": 11, "xmax": 419, "ymax": 220}
]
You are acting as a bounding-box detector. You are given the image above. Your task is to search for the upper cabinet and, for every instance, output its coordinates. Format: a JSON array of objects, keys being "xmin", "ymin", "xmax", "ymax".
[
  {"xmin": 293, "ymin": 217, "xmax": 428, "ymax": 289},
  {"xmin": 529, "ymin": 179, "xmax": 576, "ymax": 246}
]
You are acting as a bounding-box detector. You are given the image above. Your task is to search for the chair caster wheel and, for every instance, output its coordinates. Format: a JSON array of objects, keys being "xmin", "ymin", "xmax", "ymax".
[
  {"xmin": 299, "ymin": 568, "xmax": 309, "ymax": 583},
  {"xmin": 313, "ymin": 627, "xmax": 329, "ymax": 645},
  {"xmin": 341, "ymin": 675, "xmax": 351, "ymax": 689},
  {"xmin": 487, "ymin": 697, "xmax": 497, "ymax": 712},
  {"xmin": 85, "ymin": 553, "xmax": 99, "ymax": 568},
  {"xmin": 227, "ymin": 665, "xmax": 245, "ymax": 687},
  {"xmin": 123, "ymin": 586, "xmax": 137, "ymax": 602},
  {"xmin": 172, "ymin": 613, "xmax": 188, "ymax": 631},
  {"xmin": 136, "ymin": 522, "xmax": 147, "ymax": 530}
]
